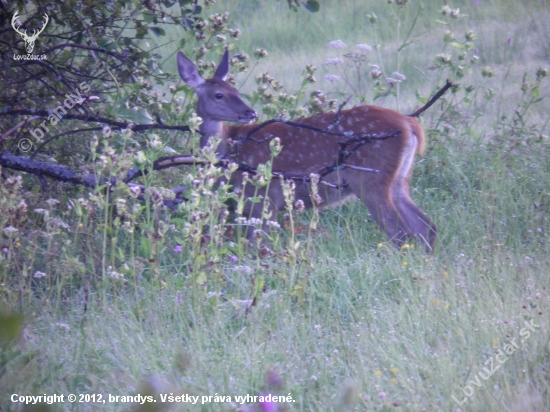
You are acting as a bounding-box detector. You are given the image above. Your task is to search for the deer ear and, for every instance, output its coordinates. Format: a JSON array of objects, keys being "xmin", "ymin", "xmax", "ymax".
[
  {"xmin": 177, "ymin": 51, "xmax": 205, "ymax": 89},
  {"xmin": 213, "ymin": 49, "xmax": 229, "ymax": 81}
]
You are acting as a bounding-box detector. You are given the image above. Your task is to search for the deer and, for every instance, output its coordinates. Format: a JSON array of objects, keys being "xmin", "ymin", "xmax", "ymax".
[
  {"xmin": 177, "ymin": 49, "xmax": 437, "ymax": 251},
  {"xmin": 12, "ymin": 11, "xmax": 49, "ymax": 54}
]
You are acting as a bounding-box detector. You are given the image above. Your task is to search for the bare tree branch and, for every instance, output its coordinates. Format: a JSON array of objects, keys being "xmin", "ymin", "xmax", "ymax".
[
  {"xmin": 41, "ymin": 43, "xmax": 128, "ymax": 62},
  {"xmin": 0, "ymin": 110, "xmax": 191, "ymax": 133},
  {"xmin": 408, "ymin": 79, "xmax": 456, "ymax": 118},
  {"xmin": 0, "ymin": 151, "xmax": 188, "ymax": 210}
]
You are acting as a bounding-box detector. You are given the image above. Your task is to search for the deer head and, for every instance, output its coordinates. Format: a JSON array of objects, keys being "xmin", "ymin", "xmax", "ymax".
[
  {"xmin": 177, "ymin": 49, "xmax": 257, "ymax": 149},
  {"xmin": 12, "ymin": 11, "xmax": 49, "ymax": 54},
  {"xmin": 177, "ymin": 50, "xmax": 437, "ymax": 251}
]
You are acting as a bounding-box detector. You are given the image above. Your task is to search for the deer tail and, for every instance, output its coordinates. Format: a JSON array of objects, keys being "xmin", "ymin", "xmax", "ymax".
[{"xmin": 408, "ymin": 117, "xmax": 425, "ymax": 156}]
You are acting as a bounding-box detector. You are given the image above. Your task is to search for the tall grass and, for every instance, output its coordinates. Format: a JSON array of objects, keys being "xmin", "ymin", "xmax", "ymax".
[{"xmin": 1, "ymin": 1, "xmax": 550, "ymax": 411}]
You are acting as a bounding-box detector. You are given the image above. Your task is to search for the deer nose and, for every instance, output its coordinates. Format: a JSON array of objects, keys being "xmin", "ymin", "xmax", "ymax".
[{"xmin": 246, "ymin": 110, "xmax": 257, "ymax": 120}]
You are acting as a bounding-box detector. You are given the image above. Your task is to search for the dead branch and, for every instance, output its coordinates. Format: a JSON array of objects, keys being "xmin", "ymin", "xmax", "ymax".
[
  {"xmin": 1, "ymin": 81, "xmax": 453, "ymax": 203},
  {"xmin": 0, "ymin": 151, "xmax": 187, "ymax": 210},
  {"xmin": 408, "ymin": 79, "xmax": 456, "ymax": 118},
  {"xmin": 0, "ymin": 110, "xmax": 191, "ymax": 133}
]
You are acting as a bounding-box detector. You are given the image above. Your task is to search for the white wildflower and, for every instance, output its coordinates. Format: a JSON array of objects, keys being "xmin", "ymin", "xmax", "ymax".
[
  {"xmin": 327, "ymin": 40, "xmax": 346, "ymax": 49},
  {"xmin": 235, "ymin": 266, "xmax": 253, "ymax": 275},
  {"xmin": 128, "ymin": 185, "xmax": 142, "ymax": 198},
  {"xmin": 2, "ymin": 226, "xmax": 18, "ymax": 235},
  {"xmin": 33, "ymin": 271, "xmax": 47, "ymax": 278},
  {"xmin": 188, "ymin": 112, "xmax": 203, "ymax": 130},
  {"xmin": 46, "ymin": 199, "xmax": 60, "ymax": 207},
  {"xmin": 386, "ymin": 77, "xmax": 402, "ymax": 84},
  {"xmin": 325, "ymin": 58, "xmax": 343, "ymax": 65},
  {"xmin": 107, "ymin": 266, "xmax": 124, "ymax": 280},
  {"xmin": 391, "ymin": 71, "xmax": 406, "ymax": 81},
  {"xmin": 295, "ymin": 199, "xmax": 305, "ymax": 213},
  {"xmin": 355, "ymin": 44, "xmax": 372, "ymax": 51},
  {"xmin": 55, "ymin": 323, "xmax": 70, "ymax": 330},
  {"xmin": 148, "ymin": 134, "xmax": 163, "ymax": 149},
  {"xmin": 266, "ymin": 220, "xmax": 280, "ymax": 229},
  {"xmin": 248, "ymin": 217, "xmax": 262, "ymax": 227},
  {"xmin": 102, "ymin": 125, "xmax": 112, "ymax": 137},
  {"xmin": 324, "ymin": 74, "xmax": 341, "ymax": 82}
]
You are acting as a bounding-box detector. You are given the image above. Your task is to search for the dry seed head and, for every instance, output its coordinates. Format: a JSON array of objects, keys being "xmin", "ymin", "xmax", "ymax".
[
  {"xmin": 536, "ymin": 67, "xmax": 548, "ymax": 80},
  {"xmin": 436, "ymin": 53, "xmax": 452, "ymax": 64},
  {"xmin": 305, "ymin": 74, "xmax": 316, "ymax": 83},
  {"xmin": 295, "ymin": 199, "xmax": 305, "ymax": 214},
  {"xmin": 391, "ymin": 71, "xmax": 406, "ymax": 81},
  {"xmin": 254, "ymin": 48, "xmax": 268, "ymax": 58},
  {"xmin": 481, "ymin": 66, "xmax": 495, "ymax": 78},
  {"xmin": 370, "ymin": 69, "xmax": 383, "ymax": 79},
  {"xmin": 229, "ymin": 29, "xmax": 241, "ymax": 39},
  {"xmin": 313, "ymin": 193, "xmax": 323, "ymax": 206}
]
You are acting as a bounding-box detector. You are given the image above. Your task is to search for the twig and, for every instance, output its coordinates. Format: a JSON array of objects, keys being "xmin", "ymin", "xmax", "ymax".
[
  {"xmin": 0, "ymin": 116, "xmax": 41, "ymax": 143},
  {"xmin": 0, "ymin": 151, "xmax": 188, "ymax": 208},
  {"xmin": 408, "ymin": 79, "xmax": 456, "ymax": 118},
  {"xmin": 1, "ymin": 81, "xmax": 452, "ymax": 201},
  {"xmin": 41, "ymin": 43, "xmax": 127, "ymax": 62},
  {"xmin": 1, "ymin": 110, "xmax": 191, "ymax": 133}
]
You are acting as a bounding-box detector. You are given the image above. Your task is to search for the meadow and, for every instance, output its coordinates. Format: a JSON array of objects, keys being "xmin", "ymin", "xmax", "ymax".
[{"xmin": 1, "ymin": 0, "xmax": 550, "ymax": 411}]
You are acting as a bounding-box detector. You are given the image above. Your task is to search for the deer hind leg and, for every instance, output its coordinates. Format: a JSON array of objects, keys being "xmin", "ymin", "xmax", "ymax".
[
  {"xmin": 392, "ymin": 185, "xmax": 437, "ymax": 251},
  {"xmin": 391, "ymin": 132, "xmax": 437, "ymax": 251},
  {"xmin": 347, "ymin": 177, "xmax": 413, "ymax": 247}
]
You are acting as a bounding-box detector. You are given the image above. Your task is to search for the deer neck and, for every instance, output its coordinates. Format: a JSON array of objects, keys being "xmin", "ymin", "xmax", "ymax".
[{"xmin": 199, "ymin": 119, "xmax": 229, "ymax": 154}]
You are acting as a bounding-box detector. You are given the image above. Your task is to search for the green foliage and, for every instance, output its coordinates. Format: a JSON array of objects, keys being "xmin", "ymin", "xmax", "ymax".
[{"xmin": 0, "ymin": 1, "xmax": 549, "ymax": 411}]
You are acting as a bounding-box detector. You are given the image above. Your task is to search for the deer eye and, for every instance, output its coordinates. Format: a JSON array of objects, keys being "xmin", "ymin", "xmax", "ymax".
[{"xmin": 215, "ymin": 93, "xmax": 223, "ymax": 100}]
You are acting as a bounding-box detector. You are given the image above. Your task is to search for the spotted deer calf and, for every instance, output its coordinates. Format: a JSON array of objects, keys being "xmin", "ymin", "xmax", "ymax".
[{"xmin": 177, "ymin": 50, "xmax": 437, "ymax": 250}]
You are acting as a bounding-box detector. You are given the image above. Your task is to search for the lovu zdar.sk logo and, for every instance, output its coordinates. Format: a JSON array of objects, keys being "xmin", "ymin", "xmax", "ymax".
[{"xmin": 12, "ymin": 11, "xmax": 49, "ymax": 60}]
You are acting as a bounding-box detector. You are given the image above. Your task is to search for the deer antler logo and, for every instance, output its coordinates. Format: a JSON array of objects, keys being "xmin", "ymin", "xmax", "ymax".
[{"xmin": 12, "ymin": 11, "xmax": 49, "ymax": 54}]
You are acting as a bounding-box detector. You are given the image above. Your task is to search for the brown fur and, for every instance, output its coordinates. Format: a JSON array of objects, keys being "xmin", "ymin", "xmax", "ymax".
[{"xmin": 177, "ymin": 50, "xmax": 436, "ymax": 250}]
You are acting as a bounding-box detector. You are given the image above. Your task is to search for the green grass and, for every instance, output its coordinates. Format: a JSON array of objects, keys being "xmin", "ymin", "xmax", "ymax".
[{"xmin": 2, "ymin": 1, "xmax": 550, "ymax": 411}]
